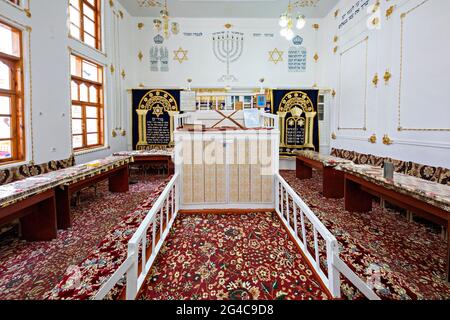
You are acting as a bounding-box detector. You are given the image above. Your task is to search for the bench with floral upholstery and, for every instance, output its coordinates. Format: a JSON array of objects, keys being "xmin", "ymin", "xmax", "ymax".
[
  {"xmin": 0, "ymin": 156, "xmax": 76, "ymax": 186},
  {"xmin": 330, "ymin": 148, "xmax": 449, "ymax": 186}
]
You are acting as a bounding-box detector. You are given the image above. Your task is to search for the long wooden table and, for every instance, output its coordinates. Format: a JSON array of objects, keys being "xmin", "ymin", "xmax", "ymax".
[
  {"xmin": 56, "ymin": 164, "xmax": 129, "ymax": 229},
  {"xmin": 114, "ymin": 150, "xmax": 174, "ymax": 176},
  {"xmin": 338, "ymin": 164, "xmax": 450, "ymax": 282},
  {"xmin": 0, "ymin": 156, "xmax": 132, "ymax": 239},
  {"xmin": 0, "ymin": 189, "xmax": 57, "ymax": 241},
  {"xmin": 296, "ymin": 151, "xmax": 352, "ymax": 198}
]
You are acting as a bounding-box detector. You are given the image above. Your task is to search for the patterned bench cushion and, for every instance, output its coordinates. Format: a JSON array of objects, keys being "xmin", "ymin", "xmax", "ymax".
[
  {"xmin": 354, "ymin": 153, "xmax": 371, "ymax": 165},
  {"xmin": 406, "ymin": 162, "xmax": 442, "ymax": 182},
  {"xmin": 330, "ymin": 148, "xmax": 338, "ymax": 157},
  {"xmin": 0, "ymin": 156, "xmax": 75, "ymax": 186},
  {"xmin": 438, "ymin": 168, "xmax": 450, "ymax": 186},
  {"xmin": 341, "ymin": 150, "xmax": 356, "ymax": 161},
  {"xmin": 387, "ymin": 158, "xmax": 409, "ymax": 174},
  {"xmin": 369, "ymin": 154, "xmax": 385, "ymax": 167}
]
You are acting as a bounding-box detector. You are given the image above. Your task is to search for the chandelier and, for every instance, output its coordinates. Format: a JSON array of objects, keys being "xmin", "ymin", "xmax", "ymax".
[
  {"xmin": 279, "ymin": 0, "xmax": 318, "ymax": 40},
  {"xmin": 137, "ymin": 0, "xmax": 180, "ymax": 39}
]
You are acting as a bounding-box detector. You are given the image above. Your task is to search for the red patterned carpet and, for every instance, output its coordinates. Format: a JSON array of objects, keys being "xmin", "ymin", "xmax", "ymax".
[
  {"xmin": 280, "ymin": 170, "xmax": 450, "ymax": 300},
  {"xmin": 138, "ymin": 213, "xmax": 330, "ymax": 300},
  {"xmin": 0, "ymin": 175, "xmax": 168, "ymax": 300}
]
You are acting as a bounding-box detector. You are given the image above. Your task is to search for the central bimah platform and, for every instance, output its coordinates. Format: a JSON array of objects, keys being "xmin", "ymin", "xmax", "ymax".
[{"xmin": 174, "ymin": 110, "xmax": 280, "ymax": 211}]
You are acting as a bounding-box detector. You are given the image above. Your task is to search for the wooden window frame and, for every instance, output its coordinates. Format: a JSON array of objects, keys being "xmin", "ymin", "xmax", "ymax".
[
  {"xmin": 69, "ymin": 0, "xmax": 102, "ymax": 51},
  {"xmin": 70, "ymin": 54, "xmax": 104, "ymax": 152},
  {"xmin": 0, "ymin": 21, "xmax": 25, "ymax": 165}
]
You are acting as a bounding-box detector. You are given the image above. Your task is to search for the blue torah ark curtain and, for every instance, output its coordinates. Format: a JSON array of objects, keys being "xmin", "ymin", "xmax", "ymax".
[
  {"xmin": 272, "ymin": 89, "xmax": 320, "ymax": 157},
  {"xmin": 132, "ymin": 89, "xmax": 180, "ymax": 150}
]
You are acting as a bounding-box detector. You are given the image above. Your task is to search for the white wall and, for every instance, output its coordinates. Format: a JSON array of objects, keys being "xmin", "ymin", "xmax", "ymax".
[
  {"xmin": 0, "ymin": 0, "xmax": 133, "ymax": 166},
  {"xmin": 128, "ymin": 17, "xmax": 322, "ymax": 89},
  {"xmin": 1, "ymin": 0, "xmax": 447, "ymax": 169},
  {"xmin": 321, "ymin": 0, "xmax": 450, "ymax": 168}
]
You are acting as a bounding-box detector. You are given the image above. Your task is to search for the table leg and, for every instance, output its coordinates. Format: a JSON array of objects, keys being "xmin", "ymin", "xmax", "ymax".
[
  {"xmin": 447, "ymin": 219, "xmax": 450, "ymax": 283},
  {"xmin": 109, "ymin": 166, "xmax": 129, "ymax": 193},
  {"xmin": 323, "ymin": 167, "xmax": 345, "ymax": 199},
  {"xmin": 168, "ymin": 160, "xmax": 174, "ymax": 175},
  {"xmin": 345, "ymin": 178, "xmax": 372, "ymax": 213},
  {"xmin": 56, "ymin": 187, "xmax": 72, "ymax": 229},
  {"xmin": 296, "ymin": 159, "xmax": 313, "ymax": 180},
  {"xmin": 21, "ymin": 195, "xmax": 57, "ymax": 241}
]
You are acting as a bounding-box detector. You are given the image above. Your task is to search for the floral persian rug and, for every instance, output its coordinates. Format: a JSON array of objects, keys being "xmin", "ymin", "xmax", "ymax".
[
  {"xmin": 138, "ymin": 213, "xmax": 330, "ymax": 301},
  {"xmin": 280, "ymin": 170, "xmax": 450, "ymax": 300},
  {"xmin": 0, "ymin": 175, "xmax": 169, "ymax": 300}
]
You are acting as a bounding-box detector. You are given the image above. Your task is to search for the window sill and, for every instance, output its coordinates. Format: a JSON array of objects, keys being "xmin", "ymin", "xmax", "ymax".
[
  {"xmin": 68, "ymin": 36, "xmax": 106, "ymax": 58},
  {"xmin": 74, "ymin": 145, "xmax": 110, "ymax": 157},
  {"xmin": 0, "ymin": 0, "xmax": 29, "ymax": 15}
]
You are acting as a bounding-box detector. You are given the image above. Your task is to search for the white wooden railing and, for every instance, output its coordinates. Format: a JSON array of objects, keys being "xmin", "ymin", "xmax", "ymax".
[
  {"xmin": 275, "ymin": 174, "xmax": 381, "ymax": 300},
  {"xmin": 174, "ymin": 113, "xmax": 191, "ymax": 129},
  {"xmin": 94, "ymin": 173, "xmax": 180, "ymax": 300},
  {"xmin": 260, "ymin": 112, "xmax": 279, "ymax": 130},
  {"xmin": 175, "ymin": 111, "xmax": 279, "ymax": 130}
]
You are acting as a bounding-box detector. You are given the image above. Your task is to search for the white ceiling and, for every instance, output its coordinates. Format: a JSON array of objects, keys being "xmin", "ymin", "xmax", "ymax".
[{"xmin": 117, "ymin": 0, "xmax": 339, "ymax": 18}]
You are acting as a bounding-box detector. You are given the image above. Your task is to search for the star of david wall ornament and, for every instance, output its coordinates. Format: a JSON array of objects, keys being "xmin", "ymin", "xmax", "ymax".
[
  {"xmin": 173, "ymin": 47, "xmax": 188, "ymax": 64},
  {"xmin": 269, "ymin": 48, "xmax": 284, "ymax": 64}
]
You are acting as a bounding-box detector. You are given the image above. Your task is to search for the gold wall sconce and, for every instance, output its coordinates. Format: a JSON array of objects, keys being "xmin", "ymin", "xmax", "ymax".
[
  {"xmin": 372, "ymin": 74, "xmax": 379, "ymax": 87},
  {"xmin": 382, "ymin": 134, "xmax": 394, "ymax": 145},
  {"xmin": 386, "ymin": 6, "xmax": 395, "ymax": 19},
  {"xmin": 331, "ymin": 132, "xmax": 337, "ymax": 140},
  {"xmin": 369, "ymin": 134, "xmax": 377, "ymax": 144},
  {"xmin": 384, "ymin": 71, "xmax": 392, "ymax": 84}
]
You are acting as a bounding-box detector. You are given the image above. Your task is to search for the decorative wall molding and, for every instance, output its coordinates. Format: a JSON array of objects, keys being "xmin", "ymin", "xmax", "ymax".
[
  {"xmin": 337, "ymin": 35, "xmax": 369, "ymax": 131},
  {"xmin": 397, "ymin": 0, "xmax": 450, "ymax": 132}
]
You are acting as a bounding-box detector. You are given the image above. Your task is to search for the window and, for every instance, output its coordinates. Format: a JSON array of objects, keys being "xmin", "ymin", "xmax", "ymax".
[
  {"xmin": 70, "ymin": 54, "xmax": 104, "ymax": 151},
  {"xmin": 69, "ymin": 0, "xmax": 102, "ymax": 50},
  {"xmin": 0, "ymin": 21, "xmax": 25, "ymax": 164}
]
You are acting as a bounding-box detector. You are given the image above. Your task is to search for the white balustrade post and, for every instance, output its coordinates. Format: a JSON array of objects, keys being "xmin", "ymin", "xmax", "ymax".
[
  {"xmin": 125, "ymin": 243, "xmax": 139, "ymax": 300},
  {"xmin": 327, "ymin": 241, "xmax": 341, "ymax": 299}
]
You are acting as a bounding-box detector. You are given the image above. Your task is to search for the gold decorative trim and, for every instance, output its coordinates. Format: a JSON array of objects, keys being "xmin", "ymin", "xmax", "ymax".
[
  {"xmin": 313, "ymin": 53, "xmax": 319, "ymax": 62},
  {"xmin": 372, "ymin": 74, "xmax": 379, "ymax": 87},
  {"xmin": 383, "ymin": 70, "xmax": 391, "ymax": 84},
  {"xmin": 371, "ymin": 17, "xmax": 380, "ymax": 27},
  {"xmin": 386, "ymin": 5, "xmax": 395, "ymax": 19},
  {"xmin": 372, "ymin": 0, "xmax": 380, "ymax": 13},
  {"xmin": 334, "ymin": 9, "xmax": 340, "ymax": 18},
  {"xmin": 173, "ymin": 47, "xmax": 188, "ymax": 64},
  {"xmin": 269, "ymin": 48, "xmax": 284, "ymax": 64},
  {"xmin": 382, "ymin": 135, "xmax": 393, "ymax": 145}
]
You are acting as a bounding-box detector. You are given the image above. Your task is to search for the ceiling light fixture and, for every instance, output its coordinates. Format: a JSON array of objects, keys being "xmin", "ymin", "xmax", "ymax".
[
  {"xmin": 137, "ymin": 0, "xmax": 180, "ymax": 39},
  {"xmin": 279, "ymin": 0, "xmax": 318, "ymax": 40}
]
